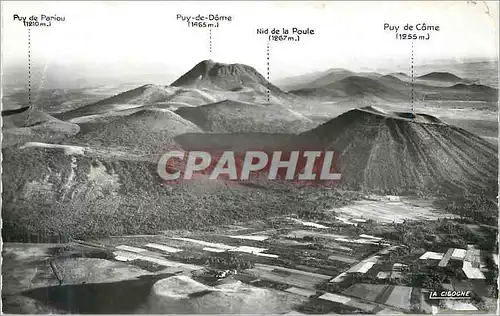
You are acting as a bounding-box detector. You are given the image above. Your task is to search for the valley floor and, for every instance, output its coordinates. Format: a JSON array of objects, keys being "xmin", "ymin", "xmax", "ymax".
[{"xmin": 3, "ymin": 196, "xmax": 497, "ymax": 314}]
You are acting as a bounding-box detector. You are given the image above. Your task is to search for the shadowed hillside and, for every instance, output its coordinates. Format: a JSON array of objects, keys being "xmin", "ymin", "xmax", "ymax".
[
  {"xmin": 56, "ymin": 85, "xmax": 176, "ymax": 121},
  {"xmin": 3, "ymin": 108, "xmax": 80, "ymax": 148},
  {"xmin": 175, "ymin": 105, "xmax": 497, "ymax": 197},
  {"xmin": 175, "ymin": 99, "xmax": 315, "ymax": 133},
  {"xmin": 299, "ymin": 106, "xmax": 498, "ymax": 197}
]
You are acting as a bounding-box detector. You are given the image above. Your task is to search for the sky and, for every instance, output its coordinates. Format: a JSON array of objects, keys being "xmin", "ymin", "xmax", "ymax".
[{"xmin": 2, "ymin": 1, "xmax": 498, "ymax": 85}]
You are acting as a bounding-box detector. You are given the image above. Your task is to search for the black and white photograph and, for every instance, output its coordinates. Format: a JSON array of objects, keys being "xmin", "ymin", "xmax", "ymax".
[{"xmin": 1, "ymin": 1, "xmax": 499, "ymax": 314}]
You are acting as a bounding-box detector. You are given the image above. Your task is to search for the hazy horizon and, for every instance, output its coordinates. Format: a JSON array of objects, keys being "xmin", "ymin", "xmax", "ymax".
[{"xmin": 2, "ymin": 1, "xmax": 499, "ymax": 90}]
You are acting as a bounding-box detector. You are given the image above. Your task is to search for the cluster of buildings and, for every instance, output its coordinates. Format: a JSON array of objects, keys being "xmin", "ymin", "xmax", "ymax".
[{"xmin": 419, "ymin": 245, "xmax": 489, "ymax": 280}]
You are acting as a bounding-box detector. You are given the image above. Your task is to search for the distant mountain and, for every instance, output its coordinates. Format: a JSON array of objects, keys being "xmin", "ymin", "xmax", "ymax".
[
  {"xmin": 382, "ymin": 73, "xmax": 409, "ymax": 82},
  {"xmin": 2, "ymin": 88, "xmax": 115, "ymax": 114},
  {"xmin": 383, "ymin": 72, "xmax": 467, "ymax": 88},
  {"xmin": 291, "ymin": 73, "xmax": 497, "ymax": 102},
  {"xmin": 276, "ymin": 68, "xmax": 383, "ymax": 91},
  {"xmin": 171, "ymin": 60, "xmax": 283, "ymax": 95},
  {"xmin": 384, "ymin": 71, "xmax": 491, "ymax": 90},
  {"xmin": 297, "ymin": 69, "xmax": 355, "ymax": 90},
  {"xmin": 291, "ymin": 76, "xmax": 408, "ymax": 100},
  {"xmin": 417, "ymin": 72, "xmax": 463, "ymax": 82},
  {"xmin": 450, "ymin": 83, "xmax": 497, "ymax": 93},
  {"xmin": 57, "ymin": 59, "xmax": 291, "ymax": 122},
  {"xmin": 441, "ymin": 83, "xmax": 498, "ymax": 102},
  {"xmin": 299, "ymin": 106, "xmax": 497, "ymax": 196},
  {"xmin": 175, "ymin": 99, "xmax": 315, "ymax": 133},
  {"xmin": 274, "ymin": 69, "xmax": 344, "ymax": 91},
  {"xmin": 372, "ymin": 61, "xmax": 498, "ymax": 87},
  {"xmin": 415, "ymin": 60, "xmax": 498, "ymax": 88}
]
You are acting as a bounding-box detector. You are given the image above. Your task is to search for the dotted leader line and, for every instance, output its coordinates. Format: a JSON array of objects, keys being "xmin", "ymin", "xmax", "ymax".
[
  {"xmin": 24, "ymin": 27, "xmax": 33, "ymax": 126},
  {"xmin": 209, "ymin": 28, "xmax": 212, "ymax": 54},
  {"xmin": 266, "ymin": 40, "xmax": 270, "ymax": 103},
  {"xmin": 28, "ymin": 27, "xmax": 31, "ymax": 107},
  {"xmin": 411, "ymin": 40, "xmax": 414, "ymax": 112}
]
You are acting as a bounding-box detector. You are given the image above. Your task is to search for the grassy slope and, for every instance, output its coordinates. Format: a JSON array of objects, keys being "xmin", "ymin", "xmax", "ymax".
[
  {"xmin": 68, "ymin": 109, "xmax": 202, "ymax": 154},
  {"xmin": 1, "ymin": 146, "xmax": 359, "ymax": 241},
  {"xmin": 2, "ymin": 109, "xmax": 81, "ymax": 148}
]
